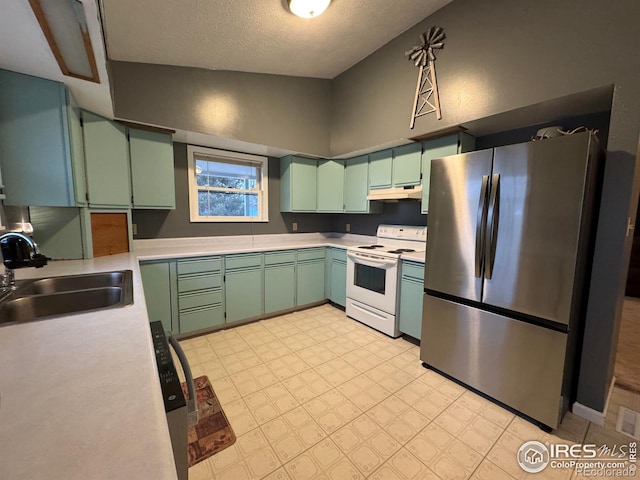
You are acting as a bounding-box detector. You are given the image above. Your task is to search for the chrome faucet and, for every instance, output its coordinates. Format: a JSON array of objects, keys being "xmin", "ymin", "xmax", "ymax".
[{"xmin": 0, "ymin": 232, "xmax": 48, "ymax": 290}]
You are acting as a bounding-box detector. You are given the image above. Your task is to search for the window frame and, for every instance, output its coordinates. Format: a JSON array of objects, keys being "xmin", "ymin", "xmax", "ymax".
[{"xmin": 187, "ymin": 145, "xmax": 269, "ymax": 223}]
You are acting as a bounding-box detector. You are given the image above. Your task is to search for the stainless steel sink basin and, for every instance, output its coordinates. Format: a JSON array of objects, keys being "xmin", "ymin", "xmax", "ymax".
[
  {"xmin": 13, "ymin": 271, "xmax": 128, "ymax": 295},
  {"xmin": 0, "ymin": 270, "xmax": 133, "ymax": 325}
]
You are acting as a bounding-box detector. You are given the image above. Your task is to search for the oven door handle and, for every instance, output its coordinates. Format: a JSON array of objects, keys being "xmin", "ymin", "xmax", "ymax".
[
  {"xmin": 168, "ymin": 332, "xmax": 199, "ymax": 427},
  {"xmin": 347, "ymin": 252, "xmax": 397, "ymax": 268}
]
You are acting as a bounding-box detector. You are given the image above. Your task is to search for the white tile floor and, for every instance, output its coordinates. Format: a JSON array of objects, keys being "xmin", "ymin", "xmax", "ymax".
[{"xmin": 179, "ymin": 304, "xmax": 638, "ymax": 480}]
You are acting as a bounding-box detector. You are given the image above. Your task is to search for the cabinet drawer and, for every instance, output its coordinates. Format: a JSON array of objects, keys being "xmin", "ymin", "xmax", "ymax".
[
  {"xmin": 179, "ymin": 306, "xmax": 224, "ymax": 334},
  {"xmin": 225, "ymin": 253, "xmax": 263, "ymax": 270},
  {"xmin": 177, "ymin": 257, "xmax": 221, "ymax": 275},
  {"xmin": 264, "ymin": 250, "xmax": 296, "ymax": 265},
  {"xmin": 179, "ymin": 289, "xmax": 222, "ymax": 311},
  {"xmin": 297, "ymin": 248, "xmax": 325, "ymax": 262},
  {"xmin": 329, "ymin": 248, "xmax": 347, "ymax": 263},
  {"xmin": 178, "ymin": 274, "xmax": 222, "ymax": 293},
  {"xmin": 402, "ymin": 261, "xmax": 425, "ymax": 281}
]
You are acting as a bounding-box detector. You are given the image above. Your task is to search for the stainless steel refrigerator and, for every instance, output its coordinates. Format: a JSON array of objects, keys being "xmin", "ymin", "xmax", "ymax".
[{"xmin": 421, "ymin": 131, "xmax": 602, "ymax": 429}]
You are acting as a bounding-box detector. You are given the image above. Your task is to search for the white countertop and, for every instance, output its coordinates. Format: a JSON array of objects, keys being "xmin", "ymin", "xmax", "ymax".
[
  {"xmin": 133, "ymin": 232, "xmax": 426, "ymax": 263},
  {"xmin": 0, "ymin": 232, "xmax": 424, "ymax": 480}
]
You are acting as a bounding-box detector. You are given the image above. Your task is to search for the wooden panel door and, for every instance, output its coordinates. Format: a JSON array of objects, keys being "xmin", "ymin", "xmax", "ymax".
[
  {"xmin": 317, "ymin": 159, "xmax": 344, "ymax": 212},
  {"xmin": 83, "ymin": 111, "xmax": 131, "ymax": 207},
  {"xmin": 90, "ymin": 212, "xmax": 129, "ymax": 257},
  {"xmin": 129, "ymin": 128, "xmax": 175, "ymax": 209}
]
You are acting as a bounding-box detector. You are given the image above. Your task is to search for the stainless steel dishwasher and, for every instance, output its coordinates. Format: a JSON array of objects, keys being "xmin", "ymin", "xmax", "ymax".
[{"xmin": 150, "ymin": 321, "xmax": 198, "ymax": 480}]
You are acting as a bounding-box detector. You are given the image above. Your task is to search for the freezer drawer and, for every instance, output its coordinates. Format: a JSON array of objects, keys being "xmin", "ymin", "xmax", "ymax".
[{"xmin": 420, "ymin": 294, "xmax": 567, "ymax": 428}]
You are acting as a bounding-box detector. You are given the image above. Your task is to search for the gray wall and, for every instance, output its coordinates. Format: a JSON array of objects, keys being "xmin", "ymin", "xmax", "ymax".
[
  {"xmin": 330, "ymin": 0, "xmax": 639, "ymax": 157},
  {"xmin": 132, "ymin": 143, "xmax": 333, "ymax": 238},
  {"xmin": 111, "ymin": 62, "xmax": 332, "ymax": 157},
  {"xmin": 332, "ymin": 202, "xmax": 426, "ymax": 237}
]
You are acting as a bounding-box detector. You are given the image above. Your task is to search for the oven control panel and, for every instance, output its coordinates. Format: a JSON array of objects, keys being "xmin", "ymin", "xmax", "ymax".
[{"xmin": 376, "ymin": 225, "xmax": 427, "ymax": 242}]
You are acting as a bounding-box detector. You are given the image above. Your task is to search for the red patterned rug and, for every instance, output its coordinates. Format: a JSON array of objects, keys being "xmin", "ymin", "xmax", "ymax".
[{"xmin": 181, "ymin": 375, "xmax": 236, "ymax": 467}]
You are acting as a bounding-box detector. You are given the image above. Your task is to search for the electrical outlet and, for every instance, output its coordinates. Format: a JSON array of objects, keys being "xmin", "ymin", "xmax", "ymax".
[
  {"xmin": 292, "ymin": 222, "xmax": 298, "ymax": 232},
  {"xmin": 132, "ymin": 223, "xmax": 138, "ymax": 235},
  {"xmin": 346, "ymin": 223, "xmax": 350, "ymax": 232}
]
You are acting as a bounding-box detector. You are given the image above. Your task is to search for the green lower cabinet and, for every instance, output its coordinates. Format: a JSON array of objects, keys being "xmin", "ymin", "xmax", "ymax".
[
  {"xmin": 179, "ymin": 306, "xmax": 225, "ymax": 333},
  {"xmin": 225, "ymin": 268, "xmax": 263, "ymax": 322},
  {"xmin": 265, "ymin": 264, "xmax": 295, "ymax": 314},
  {"xmin": 327, "ymin": 248, "xmax": 347, "ymax": 307},
  {"xmin": 296, "ymin": 258, "xmax": 326, "ymax": 306},
  {"xmin": 329, "ymin": 259, "xmax": 347, "ymax": 307},
  {"xmin": 398, "ymin": 261, "xmax": 425, "ymax": 340},
  {"xmin": 140, "ymin": 261, "xmax": 176, "ymax": 333}
]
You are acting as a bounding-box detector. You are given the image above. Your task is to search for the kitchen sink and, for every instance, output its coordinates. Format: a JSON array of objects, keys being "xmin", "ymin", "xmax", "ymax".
[
  {"xmin": 0, "ymin": 270, "xmax": 133, "ymax": 325},
  {"xmin": 13, "ymin": 271, "xmax": 129, "ymax": 296}
]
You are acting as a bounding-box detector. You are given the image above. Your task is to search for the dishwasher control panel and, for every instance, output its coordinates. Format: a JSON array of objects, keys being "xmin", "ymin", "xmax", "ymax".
[{"xmin": 150, "ymin": 321, "xmax": 187, "ymax": 413}]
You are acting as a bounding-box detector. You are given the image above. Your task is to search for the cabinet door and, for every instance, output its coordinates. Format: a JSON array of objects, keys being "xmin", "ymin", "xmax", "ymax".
[
  {"xmin": 129, "ymin": 128, "xmax": 176, "ymax": 209},
  {"xmin": 66, "ymin": 94, "xmax": 87, "ymax": 206},
  {"xmin": 225, "ymin": 269, "xmax": 263, "ymax": 322},
  {"xmin": 329, "ymin": 259, "xmax": 347, "ymax": 307},
  {"xmin": 140, "ymin": 262, "xmax": 175, "ymax": 333},
  {"xmin": 280, "ymin": 156, "xmax": 317, "ymax": 212},
  {"xmin": 369, "ymin": 150, "xmax": 393, "ymax": 189},
  {"xmin": 393, "ymin": 143, "xmax": 422, "ymax": 187},
  {"xmin": 265, "ymin": 264, "xmax": 295, "ymax": 313},
  {"xmin": 297, "ymin": 260, "xmax": 325, "ymax": 306},
  {"xmin": 83, "ymin": 111, "xmax": 131, "ymax": 207},
  {"xmin": 398, "ymin": 261, "xmax": 425, "ymax": 339},
  {"xmin": 344, "ymin": 155, "xmax": 369, "ymax": 213},
  {"xmin": 421, "ymin": 135, "xmax": 463, "ymax": 214},
  {"xmin": 317, "ymin": 160, "xmax": 344, "ymax": 212},
  {"xmin": 0, "ymin": 70, "xmax": 76, "ymax": 206}
]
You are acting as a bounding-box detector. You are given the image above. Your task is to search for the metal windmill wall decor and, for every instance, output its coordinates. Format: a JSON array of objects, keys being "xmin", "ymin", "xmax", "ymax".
[{"xmin": 405, "ymin": 26, "xmax": 445, "ymax": 128}]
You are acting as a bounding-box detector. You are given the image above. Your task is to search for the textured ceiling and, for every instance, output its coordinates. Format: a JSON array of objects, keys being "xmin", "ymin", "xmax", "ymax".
[{"xmin": 101, "ymin": 0, "xmax": 452, "ymax": 79}]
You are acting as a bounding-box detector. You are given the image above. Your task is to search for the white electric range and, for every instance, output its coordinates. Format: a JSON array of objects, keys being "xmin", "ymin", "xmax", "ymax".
[{"xmin": 346, "ymin": 225, "xmax": 426, "ymax": 337}]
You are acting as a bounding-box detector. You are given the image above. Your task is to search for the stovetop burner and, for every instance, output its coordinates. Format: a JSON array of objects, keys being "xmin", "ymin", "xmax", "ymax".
[
  {"xmin": 358, "ymin": 245, "xmax": 385, "ymax": 249},
  {"xmin": 387, "ymin": 248, "xmax": 416, "ymax": 254}
]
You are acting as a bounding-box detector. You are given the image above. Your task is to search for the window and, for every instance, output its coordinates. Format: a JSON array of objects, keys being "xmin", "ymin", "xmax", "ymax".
[{"xmin": 187, "ymin": 146, "xmax": 268, "ymax": 222}]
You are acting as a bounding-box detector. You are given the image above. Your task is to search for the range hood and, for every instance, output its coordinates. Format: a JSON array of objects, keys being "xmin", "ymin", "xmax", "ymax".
[{"xmin": 366, "ymin": 185, "xmax": 423, "ymax": 202}]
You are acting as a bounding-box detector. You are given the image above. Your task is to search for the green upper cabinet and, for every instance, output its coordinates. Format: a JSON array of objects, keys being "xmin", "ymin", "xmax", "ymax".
[
  {"xmin": 392, "ymin": 143, "xmax": 422, "ymax": 187},
  {"xmin": 344, "ymin": 155, "xmax": 382, "ymax": 214},
  {"xmin": 82, "ymin": 111, "xmax": 131, "ymax": 208},
  {"xmin": 317, "ymin": 159, "xmax": 344, "ymax": 213},
  {"xmin": 0, "ymin": 69, "xmax": 86, "ymax": 207},
  {"xmin": 368, "ymin": 149, "xmax": 393, "ymax": 190},
  {"xmin": 280, "ymin": 155, "xmax": 317, "ymax": 212},
  {"xmin": 421, "ymin": 133, "xmax": 476, "ymax": 214},
  {"xmin": 129, "ymin": 128, "xmax": 176, "ymax": 209}
]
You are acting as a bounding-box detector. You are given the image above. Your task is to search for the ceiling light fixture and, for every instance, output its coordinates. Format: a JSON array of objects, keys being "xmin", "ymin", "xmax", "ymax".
[
  {"xmin": 288, "ymin": 0, "xmax": 332, "ymax": 19},
  {"xmin": 28, "ymin": 0, "xmax": 100, "ymax": 83}
]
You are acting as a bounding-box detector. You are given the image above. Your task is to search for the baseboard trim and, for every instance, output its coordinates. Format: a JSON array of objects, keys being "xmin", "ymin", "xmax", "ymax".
[{"xmin": 572, "ymin": 375, "xmax": 617, "ymax": 426}]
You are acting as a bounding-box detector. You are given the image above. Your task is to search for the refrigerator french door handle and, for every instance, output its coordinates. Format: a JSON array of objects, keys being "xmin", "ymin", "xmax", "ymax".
[
  {"xmin": 475, "ymin": 175, "xmax": 490, "ymax": 278},
  {"xmin": 484, "ymin": 174, "xmax": 501, "ymax": 279}
]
